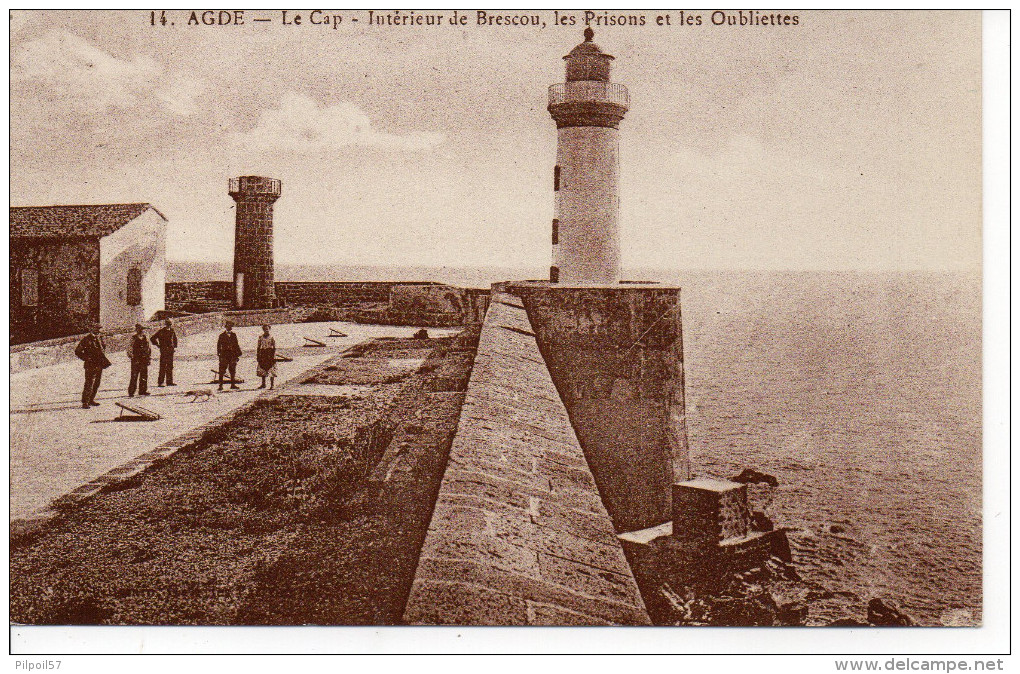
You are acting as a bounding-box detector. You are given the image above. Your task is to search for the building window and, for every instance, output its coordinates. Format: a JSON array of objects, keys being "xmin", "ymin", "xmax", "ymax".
[
  {"xmin": 550, "ymin": 266, "xmax": 560, "ymax": 283},
  {"xmin": 126, "ymin": 267, "xmax": 143, "ymax": 306},
  {"xmin": 552, "ymin": 219, "xmax": 559, "ymax": 245},
  {"xmin": 554, "ymin": 165, "xmax": 561, "ymax": 191},
  {"xmin": 20, "ymin": 269, "xmax": 38, "ymax": 307}
]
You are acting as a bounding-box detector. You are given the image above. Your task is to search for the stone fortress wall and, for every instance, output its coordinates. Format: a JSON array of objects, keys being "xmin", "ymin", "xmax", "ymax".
[{"xmin": 165, "ymin": 281, "xmax": 490, "ymax": 327}]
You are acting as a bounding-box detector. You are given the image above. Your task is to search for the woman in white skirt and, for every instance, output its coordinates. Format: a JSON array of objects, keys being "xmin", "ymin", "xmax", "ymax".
[{"xmin": 256, "ymin": 324, "xmax": 278, "ymax": 389}]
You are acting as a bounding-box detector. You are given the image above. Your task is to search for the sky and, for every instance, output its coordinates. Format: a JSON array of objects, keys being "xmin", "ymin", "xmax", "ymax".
[{"xmin": 9, "ymin": 10, "xmax": 982, "ymax": 271}]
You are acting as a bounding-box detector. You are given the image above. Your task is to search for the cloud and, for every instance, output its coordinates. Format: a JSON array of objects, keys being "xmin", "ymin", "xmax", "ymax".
[
  {"xmin": 233, "ymin": 93, "xmax": 445, "ymax": 152},
  {"xmin": 11, "ymin": 30, "xmax": 206, "ymax": 116}
]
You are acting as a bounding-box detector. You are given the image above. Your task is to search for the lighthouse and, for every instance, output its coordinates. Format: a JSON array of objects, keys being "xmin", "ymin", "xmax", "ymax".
[
  {"xmin": 229, "ymin": 175, "xmax": 281, "ymax": 309},
  {"xmin": 529, "ymin": 31, "xmax": 690, "ymax": 532},
  {"xmin": 547, "ymin": 28, "xmax": 629, "ymax": 284}
]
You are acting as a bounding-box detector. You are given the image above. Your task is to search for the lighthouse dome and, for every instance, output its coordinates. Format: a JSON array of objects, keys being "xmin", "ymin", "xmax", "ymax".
[{"xmin": 564, "ymin": 28, "xmax": 614, "ymax": 82}]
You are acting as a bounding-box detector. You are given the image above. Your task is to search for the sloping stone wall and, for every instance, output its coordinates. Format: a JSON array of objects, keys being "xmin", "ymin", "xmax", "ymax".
[
  {"xmin": 513, "ymin": 282, "xmax": 690, "ymax": 533},
  {"xmin": 403, "ymin": 293, "xmax": 650, "ymax": 625}
]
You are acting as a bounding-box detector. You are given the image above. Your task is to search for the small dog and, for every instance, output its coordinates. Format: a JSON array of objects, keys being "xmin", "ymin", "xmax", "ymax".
[{"xmin": 183, "ymin": 388, "xmax": 215, "ymax": 403}]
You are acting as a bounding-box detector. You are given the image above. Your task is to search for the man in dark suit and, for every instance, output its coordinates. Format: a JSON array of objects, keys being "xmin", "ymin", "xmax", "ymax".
[
  {"xmin": 150, "ymin": 318, "xmax": 178, "ymax": 386},
  {"xmin": 128, "ymin": 323, "xmax": 151, "ymax": 397},
  {"xmin": 216, "ymin": 320, "xmax": 242, "ymax": 390},
  {"xmin": 75, "ymin": 323, "xmax": 109, "ymax": 408}
]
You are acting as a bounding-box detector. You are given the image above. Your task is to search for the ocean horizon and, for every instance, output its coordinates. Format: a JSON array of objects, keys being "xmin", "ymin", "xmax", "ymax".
[{"xmin": 167, "ymin": 260, "xmax": 980, "ymax": 288}]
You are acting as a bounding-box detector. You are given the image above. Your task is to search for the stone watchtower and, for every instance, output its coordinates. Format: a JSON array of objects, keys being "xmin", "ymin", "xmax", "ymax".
[
  {"xmin": 547, "ymin": 27, "xmax": 629, "ymax": 284},
  {"xmin": 229, "ymin": 176, "xmax": 281, "ymax": 309}
]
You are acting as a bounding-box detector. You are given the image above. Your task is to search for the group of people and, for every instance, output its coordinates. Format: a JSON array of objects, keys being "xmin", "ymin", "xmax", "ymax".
[
  {"xmin": 215, "ymin": 321, "xmax": 279, "ymax": 391},
  {"xmin": 74, "ymin": 319, "xmax": 279, "ymax": 408}
]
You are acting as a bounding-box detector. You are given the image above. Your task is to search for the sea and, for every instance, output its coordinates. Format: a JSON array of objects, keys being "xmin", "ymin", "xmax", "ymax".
[
  {"xmin": 673, "ymin": 270, "xmax": 983, "ymax": 627},
  {"xmin": 171, "ymin": 262, "xmax": 984, "ymax": 626}
]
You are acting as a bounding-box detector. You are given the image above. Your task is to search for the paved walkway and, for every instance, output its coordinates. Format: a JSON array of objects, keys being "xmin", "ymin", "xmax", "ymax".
[{"xmin": 10, "ymin": 321, "xmax": 456, "ymax": 521}]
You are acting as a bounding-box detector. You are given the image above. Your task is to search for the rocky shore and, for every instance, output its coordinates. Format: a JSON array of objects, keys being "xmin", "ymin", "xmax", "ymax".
[{"xmin": 629, "ymin": 471, "xmax": 918, "ymax": 627}]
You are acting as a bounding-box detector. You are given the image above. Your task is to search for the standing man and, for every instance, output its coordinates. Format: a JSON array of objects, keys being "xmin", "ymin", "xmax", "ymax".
[
  {"xmin": 216, "ymin": 320, "xmax": 242, "ymax": 390},
  {"xmin": 75, "ymin": 323, "xmax": 110, "ymax": 409},
  {"xmin": 151, "ymin": 318, "xmax": 178, "ymax": 387},
  {"xmin": 128, "ymin": 323, "xmax": 152, "ymax": 397}
]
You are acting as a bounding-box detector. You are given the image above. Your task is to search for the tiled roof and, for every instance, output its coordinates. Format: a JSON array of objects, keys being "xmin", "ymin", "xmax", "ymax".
[{"xmin": 10, "ymin": 204, "xmax": 166, "ymax": 239}]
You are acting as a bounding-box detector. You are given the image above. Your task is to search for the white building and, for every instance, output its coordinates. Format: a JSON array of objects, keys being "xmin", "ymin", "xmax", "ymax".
[{"xmin": 10, "ymin": 203, "xmax": 167, "ymax": 343}]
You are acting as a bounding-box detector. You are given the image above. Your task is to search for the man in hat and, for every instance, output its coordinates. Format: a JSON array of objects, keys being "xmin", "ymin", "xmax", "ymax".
[
  {"xmin": 216, "ymin": 320, "xmax": 242, "ymax": 390},
  {"xmin": 128, "ymin": 323, "xmax": 151, "ymax": 397},
  {"xmin": 74, "ymin": 322, "xmax": 109, "ymax": 408},
  {"xmin": 150, "ymin": 318, "xmax": 178, "ymax": 387}
]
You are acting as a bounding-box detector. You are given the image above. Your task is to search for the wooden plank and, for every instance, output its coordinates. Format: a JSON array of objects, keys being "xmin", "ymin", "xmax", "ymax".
[
  {"xmin": 115, "ymin": 401, "xmax": 161, "ymax": 421},
  {"xmin": 207, "ymin": 369, "xmax": 245, "ymax": 384},
  {"xmin": 303, "ymin": 337, "xmax": 326, "ymax": 347}
]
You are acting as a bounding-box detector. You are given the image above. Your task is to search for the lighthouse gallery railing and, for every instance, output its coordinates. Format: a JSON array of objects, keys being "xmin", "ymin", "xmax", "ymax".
[
  {"xmin": 548, "ymin": 82, "xmax": 630, "ymax": 108},
  {"xmin": 228, "ymin": 177, "xmax": 282, "ymax": 195}
]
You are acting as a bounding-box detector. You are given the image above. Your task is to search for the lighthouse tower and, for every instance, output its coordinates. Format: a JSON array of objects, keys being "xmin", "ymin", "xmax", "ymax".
[
  {"xmin": 229, "ymin": 175, "xmax": 281, "ymax": 309},
  {"xmin": 547, "ymin": 28, "xmax": 629, "ymax": 284}
]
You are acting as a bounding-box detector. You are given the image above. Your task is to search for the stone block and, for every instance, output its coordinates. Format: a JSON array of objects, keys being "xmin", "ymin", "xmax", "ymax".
[
  {"xmin": 429, "ymin": 529, "xmax": 542, "ymax": 576},
  {"xmin": 412, "ymin": 557, "xmax": 649, "ymax": 625},
  {"xmin": 441, "ymin": 475, "xmax": 539, "ymax": 510},
  {"xmin": 672, "ymin": 479, "xmax": 750, "ymax": 547},
  {"xmin": 533, "ymin": 500, "xmax": 620, "ymax": 545},
  {"xmin": 404, "ymin": 580, "xmax": 529, "ymax": 625},
  {"xmin": 537, "ymin": 552, "xmax": 642, "ymax": 605},
  {"xmin": 717, "ymin": 529, "xmax": 784, "ymax": 569},
  {"xmin": 534, "ymin": 526, "xmax": 631, "ymax": 574},
  {"xmin": 527, "ymin": 601, "xmax": 612, "ymax": 626}
]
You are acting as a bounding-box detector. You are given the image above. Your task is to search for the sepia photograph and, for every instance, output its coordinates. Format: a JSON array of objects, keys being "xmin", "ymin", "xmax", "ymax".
[{"xmin": 7, "ymin": 7, "xmax": 1006, "ymax": 662}]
